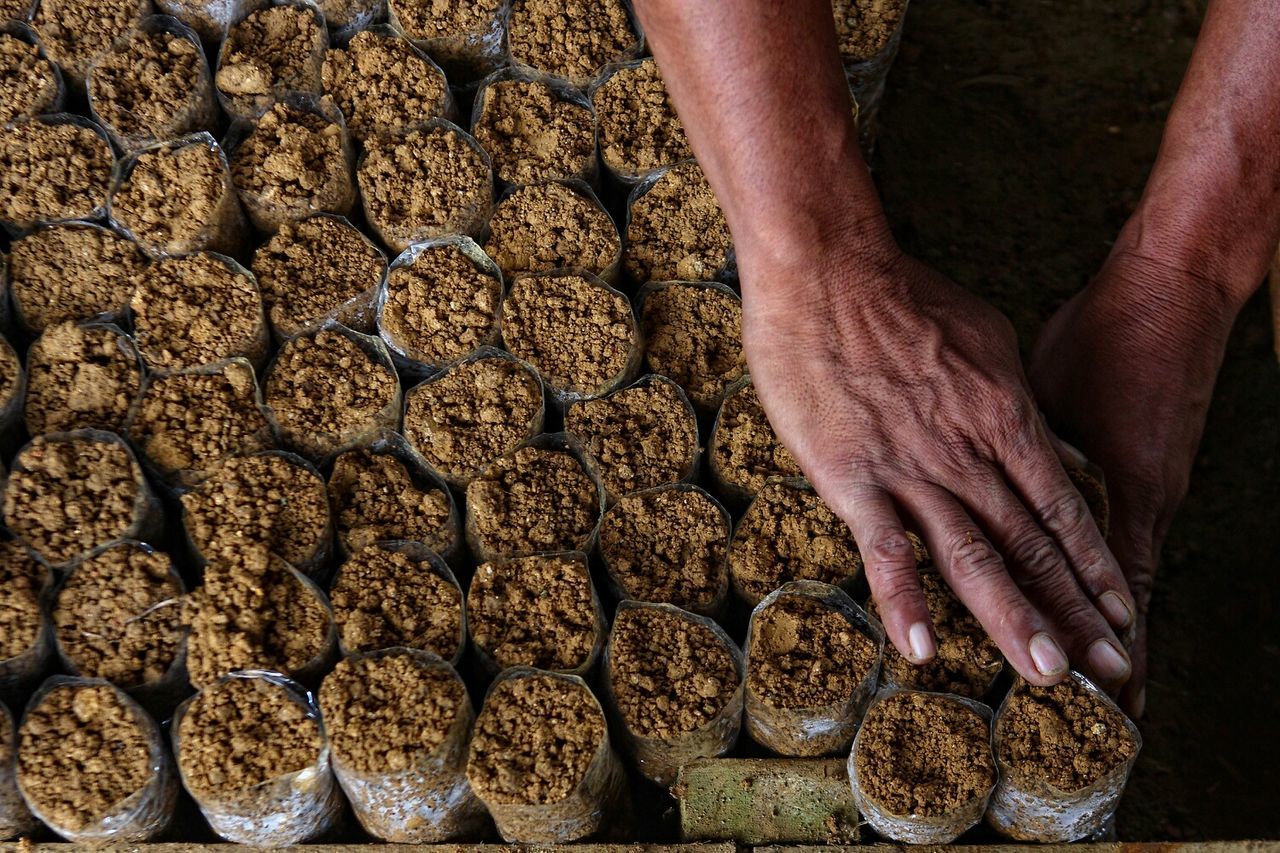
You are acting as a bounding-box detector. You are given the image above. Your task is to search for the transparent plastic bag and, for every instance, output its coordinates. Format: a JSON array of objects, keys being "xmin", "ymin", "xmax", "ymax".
[
  {"xmin": 215, "ymin": 0, "xmax": 329, "ymax": 120},
  {"xmin": 589, "ymin": 57, "xmax": 692, "ymax": 186},
  {"xmin": 0, "ymin": 21, "xmax": 65, "ymax": 122},
  {"xmin": 624, "ymin": 163, "xmax": 737, "ymax": 285},
  {"xmin": 483, "ymin": 179, "xmax": 623, "ymax": 284},
  {"xmin": 154, "ymin": 0, "xmax": 245, "ymax": 43},
  {"xmin": 838, "ymin": 0, "xmax": 910, "ymax": 132},
  {"xmin": 0, "ymin": 701, "xmax": 37, "ymax": 841},
  {"xmin": 23, "ymin": 320, "xmax": 144, "ymax": 438},
  {"xmin": 503, "ymin": 0, "xmax": 644, "ymax": 89},
  {"xmin": 0, "ymin": 334, "xmax": 25, "ymax": 442},
  {"xmin": 634, "ymin": 280, "xmax": 746, "ymax": 414},
  {"xmin": 317, "ymin": 0, "xmax": 384, "ymax": 41},
  {"xmin": 0, "ymin": 545, "xmax": 53, "ymax": 700},
  {"xmin": 387, "ymin": 0, "xmax": 505, "ymax": 82},
  {"xmin": 0, "ymin": 114, "xmax": 115, "ymax": 235}
]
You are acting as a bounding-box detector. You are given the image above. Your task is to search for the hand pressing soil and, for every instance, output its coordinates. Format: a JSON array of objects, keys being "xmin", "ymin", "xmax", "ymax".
[
  {"xmin": 641, "ymin": 282, "xmax": 746, "ymax": 410},
  {"xmin": 626, "ymin": 161, "xmax": 732, "ymax": 283},
  {"xmin": 0, "ymin": 119, "xmax": 113, "ymax": 229},
  {"xmin": 593, "ymin": 58, "xmax": 692, "ymax": 179},
  {"xmin": 321, "ymin": 29, "xmax": 449, "ymax": 141},
  {"xmin": 472, "ymin": 77, "xmax": 595, "ymax": 186},
  {"xmin": 0, "ymin": 31, "xmax": 60, "ymax": 124}
]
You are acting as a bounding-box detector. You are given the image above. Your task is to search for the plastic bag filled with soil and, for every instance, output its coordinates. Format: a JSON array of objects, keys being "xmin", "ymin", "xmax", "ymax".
[
  {"xmin": 591, "ymin": 57, "xmax": 692, "ymax": 184},
  {"xmin": 154, "ymin": 0, "xmax": 245, "ymax": 43},
  {"xmin": 173, "ymin": 671, "xmax": 342, "ymax": 846},
  {"xmin": 0, "ymin": 334, "xmax": 25, "ymax": 442},
  {"xmin": 318, "ymin": 648, "xmax": 487, "ymax": 842},
  {"xmin": 744, "ymin": 581, "xmax": 884, "ymax": 757},
  {"xmin": 24, "ymin": 321, "xmax": 144, "ymax": 437},
  {"xmin": 709, "ymin": 376, "xmax": 804, "ymax": 506},
  {"xmin": 0, "ymin": 0, "xmax": 32, "ymax": 22},
  {"xmin": 848, "ymin": 688, "xmax": 997, "ymax": 844},
  {"xmin": 387, "ymin": 0, "xmax": 504, "ymax": 82},
  {"xmin": 986, "ymin": 672, "xmax": 1141, "ymax": 842},
  {"xmin": 0, "ymin": 701, "xmax": 37, "ymax": 841},
  {"xmin": 16, "ymin": 676, "xmax": 177, "ymax": 843},
  {"xmin": 0, "ymin": 22, "xmax": 64, "ymax": 124},
  {"xmin": 466, "ymin": 667, "xmax": 627, "ymax": 843},
  {"xmin": 637, "ymin": 280, "xmax": 746, "ymax": 412},
  {"xmin": 0, "ymin": 114, "xmax": 115, "ymax": 233},
  {"xmin": 625, "ymin": 161, "xmax": 735, "ymax": 285},
  {"xmin": 29, "ymin": 0, "xmax": 149, "ymax": 90},
  {"xmin": 603, "ymin": 600, "xmax": 745, "ymax": 785},
  {"xmin": 834, "ymin": 0, "xmax": 909, "ymax": 127},
  {"xmin": 215, "ymin": 0, "xmax": 328, "ymax": 119},
  {"xmin": 505, "ymin": 0, "xmax": 642, "ymax": 88},
  {"xmin": 0, "ymin": 541, "xmax": 53, "ymax": 699},
  {"xmin": 483, "ymin": 180, "xmax": 622, "ymax": 284},
  {"xmin": 314, "ymin": 0, "xmax": 382, "ymax": 41}
]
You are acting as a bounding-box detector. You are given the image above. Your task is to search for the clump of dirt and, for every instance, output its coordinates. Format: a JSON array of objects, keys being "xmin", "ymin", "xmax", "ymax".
[
  {"xmin": 832, "ymin": 0, "xmax": 905, "ymax": 64},
  {"xmin": 564, "ymin": 379, "xmax": 698, "ymax": 499},
  {"xmin": 31, "ymin": 0, "xmax": 145, "ymax": 85},
  {"xmin": 627, "ymin": 161, "xmax": 731, "ymax": 283},
  {"xmin": 507, "ymin": 0, "xmax": 635, "ymax": 86},
  {"xmin": 53, "ymin": 544, "xmax": 183, "ymax": 688},
  {"xmin": 484, "ymin": 183, "xmax": 619, "ymax": 281},
  {"xmin": 88, "ymin": 28, "xmax": 208, "ymax": 147},
  {"xmin": 854, "ymin": 691, "xmax": 995, "ymax": 816},
  {"xmin": 748, "ymin": 594, "xmax": 878, "ymax": 709},
  {"xmin": 25, "ymin": 323, "xmax": 141, "ymax": 436},
  {"xmin": 0, "ymin": 0, "xmax": 29, "ymax": 19},
  {"xmin": 0, "ymin": 336, "xmax": 21, "ymax": 412},
  {"xmin": 0, "ymin": 540, "xmax": 45, "ymax": 662},
  {"xmin": 0, "ymin": 32, "xmax": 60, "ymax": 123},
  {"xmin": 1067, "ymin": 465, "xmax": 1111, "ymax": 539},
  {"xmin": 711, "ymin": 381, "xmax": 802, "ymax": 494},
  {"xmin": 112, "ymin": 140, "xmax": 235, "ymax": 257},
  {"xmin": 389, "ymin": 0, "xmax": 500, "ymax": 46},
  {"xmin": 730, "ymin": 481, "xmax": 861, "ymax": 604},
  {"xmin": 215, "ymin": 4, "xmax": 323, "ymax": 117},
  {"xmin": 593, "ymin": 59, "xmax": 691, "ymax": 178},
  {"xmin": 468, "ymin": 553, "xmax": 599, "ymax": 671},
  {"xmin": 403, "ymin": 356, "xmax": 543, "ymax": 484},
  {"xmin": 465, "ymin": 445, "xmax": 600, "ymax": 559},
  {"xmin": 472, "ymin": 78, "xmax": 594, "ymax": 186},
  {"xmin": 0, "ymin": 120, "xmax": 113, "ymax": 229},
  {"xmin": 608, "ymin": 605, "xmax": 740, "ymax": 739},
  {"xmin": 328, "ymin": 448, "xmax": 453, "ymax": 555},
  {"xmin": 502, "ymin": 273, "xmax": 634, "ymax": 397},
  {"xmin": 328, "ymin": 545, "xmax": 462, "ymax": 658},
  {"xmin": 321, "ymin": 30, "xmax": 447, "ymax": 141},
  {"xmin": 641, "ymin": 283, "xmax": 744, "ymax": 410},
  {"xmin": 379, "ymin": 241, "xmax": 502, "ymax": 366}
]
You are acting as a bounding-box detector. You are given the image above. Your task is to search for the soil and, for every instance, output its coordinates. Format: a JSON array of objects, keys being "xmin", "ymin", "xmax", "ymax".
[
  {"xmin": 467, "ymin": 553, "xmax": 599, "ymax": 671},
  {"xmin": 564, "ymin": 379, "xmax": 698, "ymax": 499},
  {"xmin": 464, "ymin": 444, "xmax": 600, "ymax": 559},
  {"xmin": 466, "ymin": 672, "xmax": 605, "ymax": 805},
  {"xmin": 730, "ymin": 480, "xmax": 862, "ymax": 604},
  {"xmin": 471, "ymin": 78, "xmax": 595, "ymax": 186},
  {"xmin": 25, "ymin": 323, "xmax": 141, "ymax": 436},
  {"xmin": 2, "ymin": 434, "xmax": 143, "ymax": 565},
  {"xmin": 328, "ymin": 448, "xmax": 454, "ymax": 555},
  {"xmin": 6, "ymin": 224, "xmax": 147, "ymax": 332},
  {"xmin": 328, "ymin": 545, "xmax": 462, "ymax": 658},
  {"xmin": 321, "ymin": 29, "xmax": 448, "ymax": 141},
  {"xmin": 264, "ymin": 328, "xmax": 400, "ymax": 459},
  {"xmin": 0, "ymin": 336, "xmax": 20, "ymax": 411},
  {"xmin": 389, "ymin": 0, "xmax": 499, "ymax": 44},
  {"xmin": 379, "ymin": 241, "xmax": 502, "ymax": 366},
  {"xmin": 130, "ymin": 252, "xmax": 266, "ymax": 370},
  {"xmin": 832, "ymin": 0, "xmax": 905, "ymax": 64},
  {"xmin": 52, "ymin": 544, "xmax": 183, "ymax": 688},
  {"xmin": 0, "ymin": 119, "xmax": 113, "ymax": 229},
  {"xmin": 593, "ymin": 58, "xmax": 692, "ymax": 178},
  {"xmin": 626, "ymin": 161, "xmax": 731, "ymax": 284},
  {"xmin": 640, "ymin": 283, "xmax": 745, "ymax": 410},
  {"xmin": 0, "ymin": 0, "xmax": 30, "ymax": 21},
  {"xmin": 598, "ymin": 486, "xmax": 730, "ymax": 613},
  {"xmin": 111, "ymin": 139, "xmax": 231, "ymax": 257},
  {"xmin": 402, "ymin": 356, "xmax": 543, "ymax": 483},
  {"xmin": 748, "ymin": 594, "xmax": 878, "ymax": 710},
  {"xmin": 180, "ymin": 452, "xmax": 330, "ymax": 570},
  {"xmin": 854, "ymin": 691, "xmax": 995, "ymax": 817},
  {"xmin": 502, "ymin": 273, "xmax": 635, "ymax": 397},
  {"xmin": 711, "ymin": 381, "xmax": 803, "ymax": 494},
  {"xmin": 215, "ymin": 4, "xmax": 323, "ymax": 116},
  {"xmin": 0, "ymin": 540, "xmax": 45, "ymax": 662},
  {"xmin": 484, "ymin": 182, "xmax": 620, "ymax": 281},
  {"xmin": 30, "ymin": 0, "xmax": 144, "ymax": 84},
  {"xmin": 1067, "ymin": 465, "xmax": 1111, "ymax": 539},
  {"xmin": 88, "ymin": 28, "xmax": 207, "ymax": 146},
  {"xmin": 0, "ymin": 32, "xmax": 59, "ymax": 124},
  {"xmin": 507, "ymin": 0, "xmax": 635, "ymax": 86},
  {"xmin": 608, "ymin": 605, "xmax": 740, "ymax": 739},
  {"xmin": 16, "ymin": 683, "xmax": 153, "ymax": 832}
]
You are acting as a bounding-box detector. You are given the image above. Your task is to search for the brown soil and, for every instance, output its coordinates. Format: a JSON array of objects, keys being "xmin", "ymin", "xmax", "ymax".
[
  {"xmin": 16, "ymin": 683, "xmax": 153, "ymax": 832},
  {"xmin": 502, "ymin": 273, "xmax": 634, "ymax": 397},
  {"xmin": 6, "ymin": 224, "xmax": 147, "ymax": 332},
  {"xmin": 176, "ymin": 674, "xmax": 323, "ymax": 796},
  {"xmin": 854, "ymin": 691, "xmax": 995, "ymax": 817},
  {"xmin": 466, "ymin": 672, "xmax": 605, "ymax": 805},
  {"xmin": 88, "ymin": 28, "xmax": 206, "ymax": 146},
  {"xmin": 3, "ymin": 434, "xmax": 143, "ymax": 565},
  {"xmin": 0, "ymin": 336, "xmax": 20, "ymax": 411},
  {"xmin": 264, "ymin": 328, "xmax": 399, "ymax": 459},
  {"xmin": 468, "ymin": 553, "xmax": 598, "ymax": 671},
  {"xmin": 641, "ymin": 284, "xmax": 745, "ymax": 410},
  {"xmin": 832, "ymin": 0, "xmax": 905, "ymax": 64},
  {"xmin": 507, "ymin": 0, "xmax": 634, "ymax": 86},
  {"xmin": 471, "ymin": 78, "xmax": 595, "ymax": 186},
  {"xmin": 608, "ymin": 605, "xmax": 739, "ymax": 739},
  {"xmin": 0, "ymin": 120, "xmax": 113, "ymax": 229},
  {"xmin": 328, "ymin": 545, "xmax": 462, "ymax": 658},
  {"xmin": 402, "ymin": 356, "xmax": 543, "ymax": 483},
  {"xmin": 31, "ymin": 0, "xmax": 144, "ymax": 84},
  {"xmin": 484, "ymin": 182, "xmax": 619, "ymax": 281},
  {"xmin": 53, "ymin": 544, "xmax": 183, "ymax": 688},
  {"xmin": 319, "ymin": 651, "xmax": 468, "ymax": 776},
  {"xmin": 711, "ymin": 381, "xmax": 803, "ymax": 494},
  {"xmin": 180, "ymin": 452, "xmax": 330, "ymax": 569},
  {"xmin": 0, "ymin": 32, "xmax": 59, "ymax": 124},
  {"xmin": 598, "ymin": 486, "xmax": 729, "ymax": 613},
  {"xmin": 130, "ymin": 252, "xmax": 265, "ymax": 370},
  {"xmin": 380, "ymin": 241, "xmax": 502, "ymax": 366},
  {"xmin": 0, "ymin": 540, "xmax": 45, "ymax": 662},
  {"xmin": 465, "ymin": 445, "xmax": 600, "ymax": 559},
  {"xmin": 321, "ymin": 29, "xmax": 448, "ymax": 141},
  {"xmin": 0, "ymin": 0, "xmax": 30, "ymax": 21},
  {"xmin": 328, "ymin": 448, "xmax": 453, "ymax": 555},
  {"xmin": 626, "ymin": 161, "xmax": 731, "ymax": 283},
  {"xmin": 730, "ymin": 480, "xmax": 861, "ymax": 603},
  {"xmin": 594, "ymin": 58, "xmax": 692, "ymax": 178},
  {"xmin": 390, "ymin": 0, "xmax": 499, "ymax": 44},
  {"xmin": 748, "ymin": 593, "xmax": 878, "ymax": 709},
  {"xmin": 24, "ymin": 324, "xmax": 140, "ymax": 436},
  {"xmin": 1067, "ymin": 465, "xmax": 1111, "ymax": 538},
  {"xmin": 564, "ymin": 379, "xmax": 698, "ymax": 499},
  {"xmin": 215, "ymin": 4, "xmax": 323, "ymax": 116},
  {"xmin": 111, "ymin": 140, "xmax": 231, "ymax": 256},
  {"xmin": 997, "ymin": 677, "xmax": 1138, "ymax": 792}
]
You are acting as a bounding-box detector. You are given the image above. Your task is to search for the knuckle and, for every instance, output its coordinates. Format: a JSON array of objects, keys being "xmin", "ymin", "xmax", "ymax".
[
  {"xmin": 1007, "ymin": 534, "xmax": 1064, "ymax": 587},
  {"xmin": 1041, "ymin": 489, "xmax": 1091, "ymax": 535},
  {"xmin": 946, "ymin": 534, "xmax": 1005, "ymax": 586},
  {"xmin": 863, "ymin": 528, "xmax": 918, "ymax": 568}
]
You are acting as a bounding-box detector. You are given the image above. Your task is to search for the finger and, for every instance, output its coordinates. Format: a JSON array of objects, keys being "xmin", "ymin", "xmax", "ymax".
[{"xmin": 1118, "ymin": 612, "xmax": 1147, "ymax": 718}]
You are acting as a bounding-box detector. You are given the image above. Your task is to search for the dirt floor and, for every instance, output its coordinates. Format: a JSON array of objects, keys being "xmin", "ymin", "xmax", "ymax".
[{"xmin": 876, "ymin": 0, "xmax": 1279, "ymax": 840}]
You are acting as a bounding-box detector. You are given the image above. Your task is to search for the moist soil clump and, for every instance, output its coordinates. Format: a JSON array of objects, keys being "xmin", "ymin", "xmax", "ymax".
[
  {"xmin": 507, "ymin": 0, "xmax": 634, "ymax": 86},
  {"xmin": 468, "ymin": 553, "xmax": 598, "ymax": 671},
  {"xmin": 0, "ymin": 120, "xmax": 113, "ymax": 229},
  {"xmin": 472, "ymin": 78, "xmax": 595, "ymax": 186},
  {"xmin": 328, "ymin": 448, "xmax": 453, "ymax": 555},
  {"xmin": 31, "ymin": 0, "xmax": 144, "ymax": 85},
  {"xmin": 88, "ymin": 28, "xmax": 208, "ymax": 147},
  {"xmin": 627, "ymin": 161, "xmax": 731, "ymax": 283},
  {"xmin": 0, "ymin": 540, "xmax": 45, "ymax": 663},
  {"xmin": 112, "ymin": 140, "xmax": 233, "ymax": 257},
  {"xmin": 25, "ymin": 323, "xmax": 141, "ymax": 436},
  {"xmin": 594, "ymin": 59, "xmax": 692, "ymax": 178},
  {"xmin": 0, "ymin": 32, "xmax": 60, "ymax": 123},
  {"xmin": 641, "ymin": 284, "xmax": 745, "ymax": 409},
  {"xmin": 712, "ymin": 381, "xmax": 803, "ymax": 494},
  {"xmin": 216, "ymin": 5, "xmax": 323, "ymax": 117},
  {"xmin": 748, "ymin": 594, "xmax": 877, "ymax": 710},
  {"xmin": 484, "ymin": 182, "xmax": 619, "ymax": 281},
  {"xmin": 321, "ymin": 30, "xmax": 448, "ymax": 141},
  {"xmin": 389, "ymin": 0, "xmax": 501, "ymax": 53},
  {"xmin": 833, "ymin": 0, "xmax": 905, "ymax": 63}
]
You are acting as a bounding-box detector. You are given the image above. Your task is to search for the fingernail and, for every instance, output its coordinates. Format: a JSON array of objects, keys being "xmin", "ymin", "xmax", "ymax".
[
  {"xmin": 908, "ymin": 622, "xmax": 936, "ymax": 663},
  {"xmin": 1133, "ymin": 687, "xmax": 1147, "ymax": 719},
  {"xmin": 1098, "ymin": 591, "xmax": 1134, "ymax": 630},
  {"xmin": 1029, "ymin": 632, "xmax": 1069, "ymax": 678},
  {"xmin": 1088, "ymin": 638, "xmax": 1132, "ymax": 683}
]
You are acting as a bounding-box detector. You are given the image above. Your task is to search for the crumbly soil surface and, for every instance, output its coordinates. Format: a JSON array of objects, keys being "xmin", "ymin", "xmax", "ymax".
[
  {"xmin": 328, "ymin": 448, "xmax": 453, "ymax": 555},
  {"xmin": 53, "ymin": 545, "xmax": 183, "ymax": 687},
  {"xmin": 484, "ymin": 182, "xmax": 619, "ymax": 281},
  {"xmin": 712, "ymin": 382, "xmax": 802, "ymax": 494},
  {"xmin": 0, "ymin": 0, "xmax": 28, "ymax": 19},
  {"xmin": 321, "ymin": 30, "xmax": 447, "ymax": 141},
  {"xmin": 403, "ymin": 356, "xmax": 542, "ymax": 483},
  {"xmin": 25, "ymin": 323, "xmax": 141, "ymax": 437},
  {"xmin": 565, "ymin": 380, "xmax": 698, "ymax": 499},
  {"xmin": 472, "ymin": 78, "xmax": 595, "ymax": 186},
  {"xmin": 1068, "ymin": 465, "xmax": 1111, "ymax": 538},
  {"xmin": 748, "ymin": 594, "xmax": 878, "ymax": 709},
  {"xmin": 390, "ymin": 0, "xmax": 500, "ymax": 42},
  {"xmin": 0, "ymin": 120, "xmax": 113, "ymax": 229},
  {"xmin": 328, "ymin": 545, "xmax": 462, "ymax": 658},
  {"xmin": 609, "ymin": 605, "xmax": 740, "ymax": 739},
  {"xmin": 112, "ymin": 140, "xmax": 228, "ymax": 255},
  {"xmin": 627, "ymin": 161, "xmax": 731, "ymax": 283},
  {"xmin": 855, "ymin": 691, "xmax": 995, "ymax": 817},
  {"xmin": 89, "ymin": 28, "xmax": 205, "ymax": 145},
  {"xmin": 31, "ymin": 0, "xmax": 143, "ymax": 83},
  {"xmin": 502, "ymin": 273, "xmax": 634, "ymax": 397},
  {"xmin": 16, "ymin": 683, "xmax": 153, "ymax": 832},
  {"xmin": 0, "ymin": 336, "xmax": 20, "ymax": 409},
  {"xmin": 6, "ymin": 224, "xmax": 147, "ymax": 332},
  {"xmin": 215, "ymin": 5, "xmax": 323, "ymax": 115},
  {"xmin": 833, "ymin": 0, "xmax": 905, "ymax": 63},
  {"xmin": 468, "ymin": 554, "xmax": 598, "ymax": 671},
  {"xmin": 0, "ymin": 32, "xmax": 60, "ymax": 124},
  {"xmin": 507, "ymin": 0, "xmax": 634, "ymax": 85},
  {"xmin": 730, "ymin": 481, "xmax": 862, "ymax": 603},
  {"xmin": 641, "ymin": 284, "xmax": 745, "ymax": 410},
  {"xmin": 0, "ymin": 540, "xmax": 45, "ymax": 662},
  {"xmin": 466, "ymin": 673, "xmax": 605, "ymax": 806},
  {"xmin": 594, "ymin": 59, "xmax": 692, "ymax": 177},
  {"xmin": 465, "ymin": 445, "xmax": 600, "ymax": 559}
]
